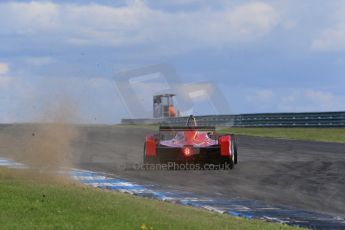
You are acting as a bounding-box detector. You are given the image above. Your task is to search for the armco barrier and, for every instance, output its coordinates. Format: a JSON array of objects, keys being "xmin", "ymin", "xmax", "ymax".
[{"xmin": 121, "ymin": 111, "xmax": 345, "ymax": 127}]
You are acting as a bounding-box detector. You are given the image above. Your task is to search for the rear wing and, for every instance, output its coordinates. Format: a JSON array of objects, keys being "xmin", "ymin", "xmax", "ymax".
[{"xmin": 159, "ymin": 126, "xmax": 216, "ymax": 132}]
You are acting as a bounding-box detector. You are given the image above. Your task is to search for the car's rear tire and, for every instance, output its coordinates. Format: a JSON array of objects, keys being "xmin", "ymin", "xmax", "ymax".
[
  {"xmin": 143, "ymin": 143, "xmax": 151, "ymax": 164},
  {"xmin": 218, "ymin": 135, "xmax": 234, "ymax": 170},
  {"xmin": 230, "ymin": 141, "xmax": 235, "ymax": 169},
  {"xmin": 233, "ymin": 135, "xmax": 238, "ymax": 165},
  {"xmin": 143, "ymin": 143, "xmax": 158, "ymax": 165}
]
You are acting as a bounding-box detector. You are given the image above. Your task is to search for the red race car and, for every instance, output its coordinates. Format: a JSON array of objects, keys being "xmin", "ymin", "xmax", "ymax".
[{"xmin": 143, "ymin": 115, "xmax": 238, "ymax": 169}]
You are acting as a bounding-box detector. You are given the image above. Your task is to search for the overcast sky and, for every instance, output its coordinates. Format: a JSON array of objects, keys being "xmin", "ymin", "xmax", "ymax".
[{"xmin": 0, "ymin": 0, "xmax": 345, "ymax": 123}]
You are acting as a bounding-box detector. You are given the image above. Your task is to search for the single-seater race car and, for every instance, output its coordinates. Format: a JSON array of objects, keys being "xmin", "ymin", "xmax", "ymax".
[{"xmin": 143, "ymin": 115, "xmax": 238, "ymax": 169}]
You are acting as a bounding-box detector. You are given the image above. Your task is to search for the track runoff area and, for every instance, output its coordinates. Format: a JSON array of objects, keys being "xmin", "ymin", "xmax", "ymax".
[
  {"xmin": 1, "ymin": 124, "xmax": 345, "ymax": 229},
  {"xmin": 1, "ymin": 157, "xmax": 344, "ymax": 229}
]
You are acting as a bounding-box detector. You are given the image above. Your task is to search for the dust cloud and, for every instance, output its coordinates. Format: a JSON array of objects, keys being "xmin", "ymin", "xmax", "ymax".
[
  {"xmin": 0, "ymin": 96, "xmax": 80, "ymax": 181},
  {"xmin": 25, "ymin": 98, "xmax": 79, "ymax": 171}
]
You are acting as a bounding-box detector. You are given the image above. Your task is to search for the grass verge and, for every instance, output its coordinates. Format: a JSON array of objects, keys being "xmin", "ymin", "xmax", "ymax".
[
  {"xmin": 219, "ymin": 128, "xmax": 345, "ymax": 143},
  {"xmin": 116, "ymin": 124, "xmax": 345, "ymax": 143},
  {"xmin": 0, "ymin": 168, "xmax": 301, "ymax": 230}
]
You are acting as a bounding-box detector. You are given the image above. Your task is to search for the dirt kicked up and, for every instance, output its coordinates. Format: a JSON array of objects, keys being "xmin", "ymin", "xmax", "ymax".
[{"xmin": 0, "ymin": 98, "xmax": 79, "ymax": 181}]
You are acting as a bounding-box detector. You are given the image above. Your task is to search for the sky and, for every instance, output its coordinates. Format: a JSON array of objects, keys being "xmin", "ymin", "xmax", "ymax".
[{"xmin": 0, "ymin": 0, "xmax": 345, "ymax": 123}]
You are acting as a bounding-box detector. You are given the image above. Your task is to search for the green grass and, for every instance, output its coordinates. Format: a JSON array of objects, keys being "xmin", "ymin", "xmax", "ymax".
[
  {"xmin": 219, "ymin": 128, "xmax": 345, "ymax": 143},
  {"xmin": 116, "ymin": 124, "xmax": 345, "ymax": 143},
  {"xmin": 0, "ymin": 168, "xmax": 300, "ymax": 230}
]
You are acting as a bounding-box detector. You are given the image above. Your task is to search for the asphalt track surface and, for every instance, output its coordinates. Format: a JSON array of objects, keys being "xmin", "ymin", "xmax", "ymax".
[{"xmin": 1, "ymin": 124, "xmax": 345, "ymax": 218}]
